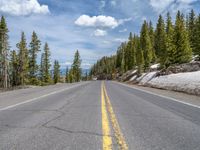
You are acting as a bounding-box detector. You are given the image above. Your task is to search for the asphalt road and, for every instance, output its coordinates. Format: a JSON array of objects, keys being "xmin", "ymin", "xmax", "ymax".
[{"xmin": 0, "ymin": 81, "xmax": 200, "ymax": 150}]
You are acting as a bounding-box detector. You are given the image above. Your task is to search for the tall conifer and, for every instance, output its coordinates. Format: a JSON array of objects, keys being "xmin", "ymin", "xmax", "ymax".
[
  {"xmin": 29, "ymin": 31, "xmax": 41, "ymax": 84},
  {"xmin": 173, "ymin": 11, "xmax": 192, "ymax": 64},
  {"xmin": 0, "ymin": 16, "xmax": 9, "ymax": 88},
  {"xmin": 194, "ymin": 14, "xmax": 200, "ymax": 60},
  {"xmin": 17, "ymin": 32, "xmax": 29, "ymax": 85},
  {"xmin": 43, "ymin": 42, "xmax": 51, "ymax": 83},
  {"xmin": 140, "ymin": 21, "xmax": 152, "ymax": 70},
  {"xmin": 166, "ymin": 12, "xmax": 175, "ymax": 66},
  {"xmin": 53, "ymin": 60, "xmax": 60, "ymax": 84},
  {"xmin": 188, "ymin": 9, "xmax": 196, "ymax": 52},
  {"xmin": 155, "ymin": 15, "xmax": 167, "ymax": 67}
]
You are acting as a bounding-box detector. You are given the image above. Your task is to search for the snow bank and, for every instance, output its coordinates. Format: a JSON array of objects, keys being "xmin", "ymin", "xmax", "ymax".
[
  {"xmin": 129, "ymin": 75, "xmax": 137, "ymax": 81},
  {"xmin": 125, "ymin": 62, "xmax": 200, "ymax": 95},
  {"xmin": 135, "ymin": 73, "xmax": 146, "ymax": 82},
  {"xmin": 146, "ymin": 71, "xmax": 200, "ymax": 95},
  {"xmin": 131, "ymin": 70, "xmax": 137, "ymax": 74},
  {"xmin": 139, "ymin": 72, "xmax": 158, "ymax": 85},
  {"xmin": 150, "ymin": 64, "xmax": 160, "ymax": 69},
  {"xmin": 121, "ymin": 69, "xmax": 138, "ymax": 82}
]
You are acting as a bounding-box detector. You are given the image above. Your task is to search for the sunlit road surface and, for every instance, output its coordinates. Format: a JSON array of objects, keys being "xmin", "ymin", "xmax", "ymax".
[{"xmin": 0, "ymin": 81, "xmax": 200, "ymax": 150}]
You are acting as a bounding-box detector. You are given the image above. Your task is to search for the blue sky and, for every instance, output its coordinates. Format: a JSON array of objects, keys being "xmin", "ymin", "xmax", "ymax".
[{"xmin": 0, "ymin": 0, "xmax": 199, "ymax": 69}]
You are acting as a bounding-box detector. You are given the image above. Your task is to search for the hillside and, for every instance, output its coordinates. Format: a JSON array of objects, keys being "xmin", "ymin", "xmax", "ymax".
[
  {"xmin": 90, "ymin": 9, "xmax": 200, "ymax": 96},
  {"xmin": 119, "ymin": 61, "xmax": 200, "ymax": 95}
]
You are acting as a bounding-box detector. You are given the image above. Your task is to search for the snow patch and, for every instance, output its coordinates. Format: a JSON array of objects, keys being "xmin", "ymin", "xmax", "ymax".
[
  {"xmin": 130, "ymin": 75, "xmax": 137, "ymax": 81},
  {"xmin": 150, "ymin": 64, "xmax": 160, "ymax": 69},
  {"xmin": 131, "ymin": 70, "xmax": 137, "ymax": 74},
  {"xmin": 135, "ymin": 73, "xmax": 146, "ymax": 82},
  {"xmin": 147, "ymin": 71, "xmax": 200, "ymax": 95},
  {"xmin": 139, "ymin": 72, "xmax": 158, "ymax": 85}
]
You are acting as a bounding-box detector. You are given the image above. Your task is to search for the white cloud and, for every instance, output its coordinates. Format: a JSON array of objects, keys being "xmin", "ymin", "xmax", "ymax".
[
  {"xmin": 118, "ymin": 18, "xmax": 132, "ymax": 25},
  {"xmin": 102, "ymin": 41, "xmax": 111, "ymax": 44},
  {"xmin": 149, "ymin": 0, "xmax": 198, "ymax": 13},
  {"xmin": 75, "ymin": 15, "xmax": 119, "ymax": 29},
  {"xmin": 62, "ymin": 61, "xmax": 72, "ymax": 66},
  {"xmin": 110, "ymin": 0, "xmax": 117, "ymax": 6},
  {"xmin": 119, "ymin": 28, "xmax": 127, "ymax": 33},
  {"xmin": 0, "ymin": 0, "xmax": 50, "ymax": 16},
  {"xmin": 75, "ymin": 15, "xmax": 131, "ymax": 29},
  {"xmin": 81, "ymin": 62, "xmax": 92, "ymax": 69},
  {"xmin": 113, "ymin": 38, "xmax": 127, "ymax": 43},
  {"xmin": 149, "ymin": 0, "xmax": 173, "ymax": 13},
  {"xmin": 93, "ymin": 29, "xmax": 107, "ymax": 37},
  {"xmin": 100, "ymin": 0, "xmax": 106, "ymax": 11},
  {"xmin": 178, "ymin": 0, "xmax": 197, "ymax": 4}
]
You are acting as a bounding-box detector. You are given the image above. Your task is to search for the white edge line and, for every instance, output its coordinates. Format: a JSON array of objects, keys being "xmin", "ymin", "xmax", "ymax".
[
  {"xmin": 0, "ymin": 83, "xmax": 87, "ymax": 111},
  {"xmin": 113, "ymin": 81, "xmax": 200, "ymax": 109}
]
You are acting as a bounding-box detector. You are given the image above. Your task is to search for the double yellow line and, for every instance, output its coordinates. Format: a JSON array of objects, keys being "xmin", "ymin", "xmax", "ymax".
[{"xmin": 101, "ymin": 82, "xmax": 128, "ymax": 150}]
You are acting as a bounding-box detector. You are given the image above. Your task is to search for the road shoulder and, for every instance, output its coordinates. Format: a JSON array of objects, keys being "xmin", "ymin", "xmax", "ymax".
[{"xmin": 114, "ymin": 81, "xmax": 200, "ymax": 107}]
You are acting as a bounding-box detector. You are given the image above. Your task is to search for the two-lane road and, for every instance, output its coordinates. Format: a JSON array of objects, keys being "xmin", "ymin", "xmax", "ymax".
[{"xmin": 0, "ymin": 81, "xmax": 200, "ymax": 149}]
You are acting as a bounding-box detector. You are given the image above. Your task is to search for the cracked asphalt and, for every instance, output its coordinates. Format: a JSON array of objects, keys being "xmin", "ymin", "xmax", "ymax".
[{"xmin": 0, "ymin": 81, "xmax": 200, "ymax": 150}]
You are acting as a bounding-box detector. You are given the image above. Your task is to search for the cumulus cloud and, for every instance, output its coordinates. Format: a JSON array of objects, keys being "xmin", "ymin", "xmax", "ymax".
[
  {"xmin": 149, "ymin": 0, "xmax": 197, "ymax": 13},
  {"xmin": 75, "ymin": 15, "xmax": 119, "ymax": 29},
  {"xmin": 93, "ymin": 29, "xmax": 107, "ymax": 36},
  {"xmin": 0, "ymin": 0, "xmax": 50, "ymax": 16},
  {"xmin": 75, "ymin": 15, "xmax": 131, "ymax": 29}
]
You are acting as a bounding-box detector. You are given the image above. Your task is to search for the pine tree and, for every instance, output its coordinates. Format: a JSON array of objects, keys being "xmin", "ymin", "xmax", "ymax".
[
  {"xmin": 53, "ymin": 60, "xmax": 60, "ymax": 84},
  {"xmin": 166, "ymin": 12, "xmax": 175, "ymax": 66},
  {"xmin": 71, "ymin": 50, "xmax": 81, "ymax": 82},
  {"xmin": 43, "ymin": 42, "xmax": 51, "ymax": 83},
  {"xmin": 135, "ymin": 35, "xmax": 144, "ymax": 75},
  {"xmin": 65, "ymin": 66, "xmax": 69, "ymax": 83},
  {"xmin": 29, "ymin": 31, "xmax": 41, "ymax": 84},
  {"xmin": 68, "ymin": 69, "xmax": 74, "ymax": 83},
  {"xmin": 140, "ymin": 20, "xmax": 152, "ymax": 70},
  {"xmin": 188, "ymin": 9, "xmax": 196, "ymax": 52},
  {"xmin": 124, "ymin": 32, "xmax": 135, "ymax": 70},
  {"xmin": 116, "ymin": 49, "xmax": 121, "ymax": 69},
  {"xmin": 116, "ymin": 44, "xmax": 124, "ymax": 69},
  {"xmin": 131, "ymin": 34, "xmax": 136, "ymax": 68},
  {"xmin": 39, "ymin": 53, "xmax": 45, "ymax": 82},
  {"xmin": 121, "ymin": 51, "xmax": 125, "ymax": 73},
  {"xmin": 116, "ymin": 43, "xmax": 127, "ymax": 73},
  {"xmin": 17, "ymin": 32, "xmax": 29, "ymax": 86},
  {"xmin": 148, "ymin": 21, "xmax": 156, "ymax": 62},
  {"xmin": 155, "ymin": 15, "xmax": 167, "ymax": 67},
  {"xmin": 194, "ymin": 14, "xmax": 200, "ymax": 60},
  {"xmin": 0, "ymin": 16, "xmax": 9, "ymax": 88},
  {"xmin": 173, "ymin": 11, "xmax": 192, "ymax": 64},
  {"xmin": 10, "ymin": 50, "xmax": 19, "ymax": 86}
]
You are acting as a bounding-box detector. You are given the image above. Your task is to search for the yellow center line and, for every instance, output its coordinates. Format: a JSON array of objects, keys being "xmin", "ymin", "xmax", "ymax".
[
  {"xmin": 103, "ymin": 82, "xmax": 128, "ymax": 150},
  {"xmin": 101, "ymin": 82, "xmax": 112, "ymax": 150}
]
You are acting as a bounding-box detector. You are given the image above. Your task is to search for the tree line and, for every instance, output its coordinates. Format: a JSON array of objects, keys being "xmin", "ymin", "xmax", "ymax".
[
  {"xmin": 0, "ymin": 16, "xmax": 82, "ymax": 89},
  {"xmin": 90, "ymin": 10, "xmax": 200, "ymax": 79}
]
